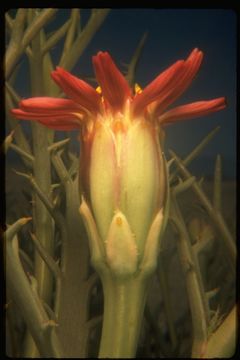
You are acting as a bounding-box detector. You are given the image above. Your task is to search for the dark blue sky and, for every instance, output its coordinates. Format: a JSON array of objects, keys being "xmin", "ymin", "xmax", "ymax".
[{"xmin": 13, "ymin": 9, "xmax": 237, "ymax": 179}]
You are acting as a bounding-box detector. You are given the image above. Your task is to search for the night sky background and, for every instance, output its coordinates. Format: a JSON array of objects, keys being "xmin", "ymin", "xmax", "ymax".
[{"xmin": 11, "ymin": 8, "xmax": 236, "ymax": 179}]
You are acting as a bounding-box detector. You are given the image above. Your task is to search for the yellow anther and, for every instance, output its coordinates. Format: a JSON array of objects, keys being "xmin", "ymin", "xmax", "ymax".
[
  {"xmin": 135, "ymin": 83, "xmax": 142, "ymax": 94},
  {"xmin": 96, "ymin": 86, "xmax": 102, "ymax": 94}
]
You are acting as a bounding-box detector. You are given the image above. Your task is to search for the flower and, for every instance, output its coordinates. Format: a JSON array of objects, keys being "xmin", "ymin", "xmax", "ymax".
[{"xmin": 11, "ymin": 49, "xmax": 226, "ymax": 276}]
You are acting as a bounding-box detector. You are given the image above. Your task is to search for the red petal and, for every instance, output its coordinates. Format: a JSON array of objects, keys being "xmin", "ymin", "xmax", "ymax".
[
  {"xmin": 158, "ymin": 97, "xmax": 226, "ymax": 125},
  {"xmin": 92, "ymin": 51, "xmax": 132, "ymax": 112},
  {"xmin": 131, "ymin": 60, "xmax": 185, "ymax": 117},
  {"xmin": 51, "ymin": 67, "xmax": 101, "ymax": 113},
  {"xmin": 11, "ymin": 109, "xmax": 83, "ymax": 130},
  {"xmin": 154, "ymin": 48, "xmax": 203, "ymax": 116},
  {"xmin": 19, "ymin": 97, "xmax": 84, "ymax": 113}
]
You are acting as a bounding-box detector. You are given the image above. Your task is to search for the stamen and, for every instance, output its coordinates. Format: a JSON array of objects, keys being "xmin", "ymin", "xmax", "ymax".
[
  {"xmin": 96, "ymin": 86, "xmax": 102, "ymax": 94},
  {"xmin": 135, "ymin": 83, "xmax": 143, "ymax": 94}
]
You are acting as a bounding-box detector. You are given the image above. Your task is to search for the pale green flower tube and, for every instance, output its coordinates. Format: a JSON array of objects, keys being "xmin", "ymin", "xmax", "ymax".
[{"xmin": 86, "ymin": 112, "xmax": 167, "ymax": 273}]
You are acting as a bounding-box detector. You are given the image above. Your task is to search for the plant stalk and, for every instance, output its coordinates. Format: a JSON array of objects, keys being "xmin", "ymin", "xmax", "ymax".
[
  {"xmin": 99, "ymin": 274, "xmax": 148, "ymax": 358},
  {"xmin": 23, "ymin": 14, "xmax": 54, "ymax": 357}
]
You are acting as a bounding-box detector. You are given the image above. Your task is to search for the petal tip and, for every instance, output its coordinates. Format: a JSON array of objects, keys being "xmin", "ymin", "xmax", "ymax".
[{"xmin": 93, "ymin": 51, "xmax": 131, "ymax": 112}]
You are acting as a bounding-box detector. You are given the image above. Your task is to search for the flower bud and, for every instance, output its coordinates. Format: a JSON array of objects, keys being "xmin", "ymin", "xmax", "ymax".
[{"xmin": 87, "ymin": 114, "xmax": 166, "ymax": 262}]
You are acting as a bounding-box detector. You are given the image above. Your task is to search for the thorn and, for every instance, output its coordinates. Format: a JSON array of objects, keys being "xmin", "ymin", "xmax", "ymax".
[
  {"xmin": 177, "ymin": 176, "xmax": 183, "ymax": 184},
  {"xmin": 58, "ymin": 149, "xmax": 64, "ymax": 157},
  {"xmin": 189, "ymin": 261, "xmax": 195, "ymax": 271},
  {"xmin": 52, "ymin": 195, "xmax": 59, "ymax": 206},
  {"xmin": 172, "ymin": 176, "xmax": 196, "ymax": 196},
  {"xmin": 25, "ymin": 271, "xmax": 34, "ymax": 283},
  {"xmin": 29, "ymin": 232, "xmax": 62, "ymax": 279},
  {"xmin": 206, "ymin": 287, "xmax": 220, "ymax": 301},
  {"xmin": 184, "ymin": 259, "xmax": 195, "ymax": 273},
  {"xmin": 51, "ymin": 183, "xmax": 61, "ymax": 190},
  {"xmin": 20, "ymin": 217, "xmax": 32, "ymax": 224},
  {"xmin": 8, "ymin": 143, "xmax": 34, "ymax": 163},
  {"xmin": 3, "ymin": 131, "xmax": 14, "ymax": 152},
  {"xmin": 43, "ymin": 319, "xmax": 59, "ymax": 327},
  {"xmin": 48, "ymin": 138, "xmax": 70, "ymax": 152},
  {"xmin": 28, "ymin": 274, "xmax": 38, "ymax": 293},
  {"xmin": 198, "ymin": 177, "xmax": 204, "ymax": 186},
  {"xmin": 167, "ymin": 157, "xmax": 175, "ymax": 169},
  {"xmin": 12, "ymin": 168, "xmax": 32, "ymax": 179},
  {"xmin": 5, "ymin": 217, "xmax": 32, "ymax": 243}
]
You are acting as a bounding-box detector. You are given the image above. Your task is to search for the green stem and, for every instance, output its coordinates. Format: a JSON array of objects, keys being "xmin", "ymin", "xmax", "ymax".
[
  {"xmin": 99, "ymin": 274, "xmax": 148, "ymax": 358},
  {"xmin": 54, "ymin": 177, "xmax": 90, "ymax": 357},
  {"xmin": 30, "ymin": 26, "xmax": 54, "ymax": 306},
  {"xmin": 23, "ymin": 14, "xmax": 54, "ymax": 358}
]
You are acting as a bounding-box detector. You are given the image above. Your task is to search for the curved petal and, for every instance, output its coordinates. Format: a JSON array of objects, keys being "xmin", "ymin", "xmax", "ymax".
[
  {"xmin": 11, "ymin": 97, "xmax": 85, "ymax": 130},
  {"xmin": 18, "ymin": 97, "xmax": 84, "ymax": 113},
  {"xmin": 93, "ymin": 51, "xmax": 132, "ymax": 112},
  {"xmin": 154, "ymin": 48, "xmax": 203, "ymax": 116},
  {"xmin": 158, "ymin": 97, "xmax": 226, "ymax": 125},
  {"xmin": 51, "ymin": 67, "xmax": 101, "ymax": 113},
  {"xmin": 131, "ymin": 60, "xmax": 185, "ymax": 117},
  {"xmin": 11, "ymin": 108, "xmax": 82, "ymax": 129}
]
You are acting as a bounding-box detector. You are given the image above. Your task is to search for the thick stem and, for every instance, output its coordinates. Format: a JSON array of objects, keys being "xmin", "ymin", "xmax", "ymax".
[
  {"xmin": 99, "ymin": 274, "xmax": 148, "ymax": 358},
  {"xmin": 55, "ymin": 179, "xmax": 91, "ymax": 357},
  {"xmin": 30, "ymin": 27, "xmax": 54, "ymax": 307},
  {"xmin": 23, "ymin": 16, "xmax": 54, "ymax": 358}
]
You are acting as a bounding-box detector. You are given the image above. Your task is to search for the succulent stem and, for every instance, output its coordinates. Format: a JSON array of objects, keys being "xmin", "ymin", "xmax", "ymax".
[{"xmin": 99, "ymin": 275, "xmax": 149, "ymax": 358}]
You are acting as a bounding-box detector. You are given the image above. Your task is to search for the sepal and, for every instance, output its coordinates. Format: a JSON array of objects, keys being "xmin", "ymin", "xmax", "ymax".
[
  {"xmin": 105, "ymin": 211, "xmax": 138, "ymax": 278},
  {"xmin": 140, "ymin": 208, "xmax": 163, "ymax": 277}
]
